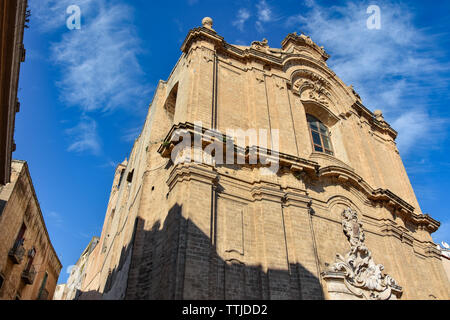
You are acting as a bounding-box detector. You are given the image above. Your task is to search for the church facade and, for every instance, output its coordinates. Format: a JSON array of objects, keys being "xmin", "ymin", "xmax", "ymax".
[{"xmin": 75, "ymin": 18, "xmax": 449, "ymax": 300}]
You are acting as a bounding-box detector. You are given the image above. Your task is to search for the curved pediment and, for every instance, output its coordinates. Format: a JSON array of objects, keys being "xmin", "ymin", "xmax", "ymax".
[{"xmin": 290, "ymin": 69, "xmax": 344, "ymax": 117}]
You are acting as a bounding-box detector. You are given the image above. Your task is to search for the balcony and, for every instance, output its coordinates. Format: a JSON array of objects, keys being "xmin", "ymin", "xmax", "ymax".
[
  {"xmin": 8, "ymin": 242, "xmax": 25, "ymax": 264},
  {"xmin": 22, "ymin": 265, "xmax": 36, "ymax": 285}
]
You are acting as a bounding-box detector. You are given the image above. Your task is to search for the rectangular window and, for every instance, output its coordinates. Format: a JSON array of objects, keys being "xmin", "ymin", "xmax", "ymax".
[
  {"xmin": 117, "ymin": 170, "xmax": 125, "ymax": 187},
  {"xmin": 38, "ymin": 272, "xmax": 48, "ymax": 300}
]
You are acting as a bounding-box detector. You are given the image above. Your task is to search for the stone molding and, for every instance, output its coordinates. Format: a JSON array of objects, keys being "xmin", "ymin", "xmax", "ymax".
[{"xmin": 157, "ymin": 122, "xmax": 438, "ymax": 234}]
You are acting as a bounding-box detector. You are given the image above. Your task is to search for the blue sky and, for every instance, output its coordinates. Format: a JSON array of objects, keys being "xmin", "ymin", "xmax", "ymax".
[{"xmin": 16, "ymin": 0, "xmax": 450, "ymax": 284}]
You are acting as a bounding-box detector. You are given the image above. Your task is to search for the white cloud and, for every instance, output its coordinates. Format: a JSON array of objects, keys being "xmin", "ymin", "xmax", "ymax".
[
  {"xmin": 30, "ymin": 0, "xmax": 151, "ymax": 155},
  {"xmin": 255, "ymin": 0, "xmax": 274, "ymax": 33},
  {"xmin": 256, "ymin": 0, "xmax": 273, "ymax": 23},
  {"xmin": 285, "ymin": 1, "xmax": 449, "ymax": 155},
  {"xmin": 122, "ymin": 126, "xmax": 142, "ymax": 143},
  {"xmin": 46, "ymin": 211, "xmax": 64, "ymax": 227},
  {"xmin": 66, "ymin": 117, "xmax": 101, "ymax": 155},
  {"xmin": 232, "ymin": 8, "xmax": 251, "ymax": 31},
  {"xmin": 51, "ymin": 3, "xmax": 150, "ymax": 113}
]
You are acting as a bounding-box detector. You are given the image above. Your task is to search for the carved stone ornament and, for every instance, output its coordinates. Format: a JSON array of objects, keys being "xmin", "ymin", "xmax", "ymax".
[
  {"xmin": 251, "ymin": 38, "xmax": 270, "ymax": 53},
  {"xmin": 322, "ymin": 208, "xmax": 403, "ymax": 300},
  {"xmin": 293, "ymin": 70, "xmax": 332, "ymax": 106}
]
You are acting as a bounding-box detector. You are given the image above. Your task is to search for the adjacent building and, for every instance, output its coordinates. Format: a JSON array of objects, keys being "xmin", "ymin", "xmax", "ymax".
[
  {"xmin": 69, "ymin": 18, "xmax": 449, "ymax": 300},
  {"xmin": 0, "ymin": 161, "xmax": 62, "ymax": 300},
  {"xmin": 438, "ymin": 242, "xmax": 450, "ymax": 284},
  {"xmin": 0, "ymin": 0, "xmax": 28, "ymax": 185},
  {"xmin": 54, "ymin": 237, "xmax": 99, "ymax": 300}
]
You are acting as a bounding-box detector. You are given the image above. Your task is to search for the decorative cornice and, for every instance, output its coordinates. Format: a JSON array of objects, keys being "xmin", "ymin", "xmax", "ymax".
[
  {"xmin": 181, "ymin": 27, "xmax": 224, "ymax": 53},
  {"xmin": 352, "ymin": 101, "xmax": 398, "ymax": 140},
  {"xmin": 166, "ymin": 162, "xmax": 218, "ymax": 192},
  {"xmin": 250, "ymin": 181, "xmax": 285, "ymax": 202},
  {"xmin": 157, "ymin": 123, "xmax": 440, "ymax": 233}
]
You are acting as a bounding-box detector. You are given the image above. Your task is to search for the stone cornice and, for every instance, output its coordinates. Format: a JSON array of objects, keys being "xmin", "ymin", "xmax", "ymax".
[
  {"xmin": 180, "ymin": 26, "xmax": 332, "ymax": 74},
  {"xmin": 158, "ymin": 123, "xmax": 440, "ymax": 234},
  {"xmin": 181, "ymin": 27, "xmax": 224, "ymax": 53},
  {"xmin": 250, "ymin": 181, "xmax": 285, "ymax": 203},
  {"xmin": 282, "ymin": 188, "xmax": 311, "ymax": 208},
  {"xmin": 166, "ymin": 162, "xmax": 218, "ymax": 192},
  {"xmin": 352, "ymin": 101, "xmax": 398, "ymax": 140}
]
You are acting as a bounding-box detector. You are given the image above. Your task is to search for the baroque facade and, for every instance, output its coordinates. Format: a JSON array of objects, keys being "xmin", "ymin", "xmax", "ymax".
[
  {"xmin": 72, "ymin": 18, "xmax": 449, "ymax": 300},
  {"xmin": 0, "ymin": 161, "xmax": 62, "ymax": 300}
]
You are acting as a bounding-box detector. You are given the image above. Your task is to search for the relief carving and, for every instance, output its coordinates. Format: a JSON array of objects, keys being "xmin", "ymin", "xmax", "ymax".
[
  {"xmin": 251, "ymin": 38, "xmax": 270, "ymax": 53},
  {"xmin": 293, "ymin": 70, "xmax": 332, "ymax": 106},
  {"xmin": 323, "ymin": 208, "xmax": 402, "ymax": 300}
]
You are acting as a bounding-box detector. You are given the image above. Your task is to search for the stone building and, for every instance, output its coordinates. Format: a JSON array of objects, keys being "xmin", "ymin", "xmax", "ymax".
[
  {"xmin": 0, "ymin": 161, "xmax": 62, "ymax": 300},
  {"xmin": 54, "ymin": 237, "xmax": 99, "ymax": 300},
  {"xmin": 437, "ymin": 242, "xmax": 450, "ymax": 284},
  {"xmin": 0, "ymin": 0, "xmax": 28, "ymax": 185},
  {"xmin": 75, "ymin": 18, "xmax": 449, "ymax": 300}
]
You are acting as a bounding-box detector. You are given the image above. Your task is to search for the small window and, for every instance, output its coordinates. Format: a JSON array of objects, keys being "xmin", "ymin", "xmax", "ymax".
[
  {"xmin": 0, "ymin": 274, "xmax": 4, "ymax": 290},
  {"xmin": 307, "ymin": 114, "xmax": 334, "ymax": 155},
  {"xmin": 117, "ymin": 169, "xmax": 125, "ymax": 187},
  {"xmin": 127, "ymin": 169, "xmax": 134, "ymax": 183}
]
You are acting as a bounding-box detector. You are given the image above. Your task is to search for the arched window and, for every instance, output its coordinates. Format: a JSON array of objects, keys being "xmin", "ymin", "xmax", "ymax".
[{"xmin": 307, "ymin": 114, "xmax": 334, "ymax": 155}]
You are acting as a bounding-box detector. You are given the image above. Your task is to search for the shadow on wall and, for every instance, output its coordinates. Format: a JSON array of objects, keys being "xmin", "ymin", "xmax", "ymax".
[{"xmin": 76, "ymin": 204, "xmax": 324, "ymax": 300}]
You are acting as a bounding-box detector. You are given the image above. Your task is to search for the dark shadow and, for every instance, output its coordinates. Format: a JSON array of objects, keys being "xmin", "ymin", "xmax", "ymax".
[
  {"xmin": 76, "ymin": 203, "xmax": 324, "ymax": 300},
  {"xmin": 0, "ymin": 199, "xmax": 6, "ymax": 217}
]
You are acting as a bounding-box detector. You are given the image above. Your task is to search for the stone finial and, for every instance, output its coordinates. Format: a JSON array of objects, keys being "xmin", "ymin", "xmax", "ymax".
[
  {"xmin": 374, "ymin": 110, "xmax": 385, "ymax": 122},
  {"xmin": 202, "ymin": 17, "xmax": 214, "ymax": 30}
]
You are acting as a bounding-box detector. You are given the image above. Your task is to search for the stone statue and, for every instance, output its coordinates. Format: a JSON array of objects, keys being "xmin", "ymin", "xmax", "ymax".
[{"xmin": 324, "ymin": 208, "xmax": 402, "ymax": 300}]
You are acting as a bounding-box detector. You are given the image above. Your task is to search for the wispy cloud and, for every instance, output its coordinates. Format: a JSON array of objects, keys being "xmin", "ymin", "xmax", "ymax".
[
  {"xmin": 122, "ymin": 126, "xmax": 142, "ymax": 143},
  {"xmin": 29, "ymin": 0, "xmax": 150, "ymax": 155},
  {"xmin": 255, "ymin": 0, "xmax": 274, "ymax": 33},
  {"xmin": 50, "ymin": 3, "xmax": 150, "ymax": 113},
  {"xmin": 285, "ymin": 1, "xmax": 449, "ymax": 155},
  {"xmin": 232, "ymin": 8, "xmax": 251, "ymax": 31},
  {"xmin": 45, "ymin": 211, "xmax": 64, "ymax": 228},
  {"xmin": 66, "ymin": 117, "xmax": 101, "ymax": 155}
]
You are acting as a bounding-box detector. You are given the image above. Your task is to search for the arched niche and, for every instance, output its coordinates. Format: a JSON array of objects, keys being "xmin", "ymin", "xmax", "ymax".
[{"xmin": 163, "ymin": 82, "xmax": 179, "ymax": 123}]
